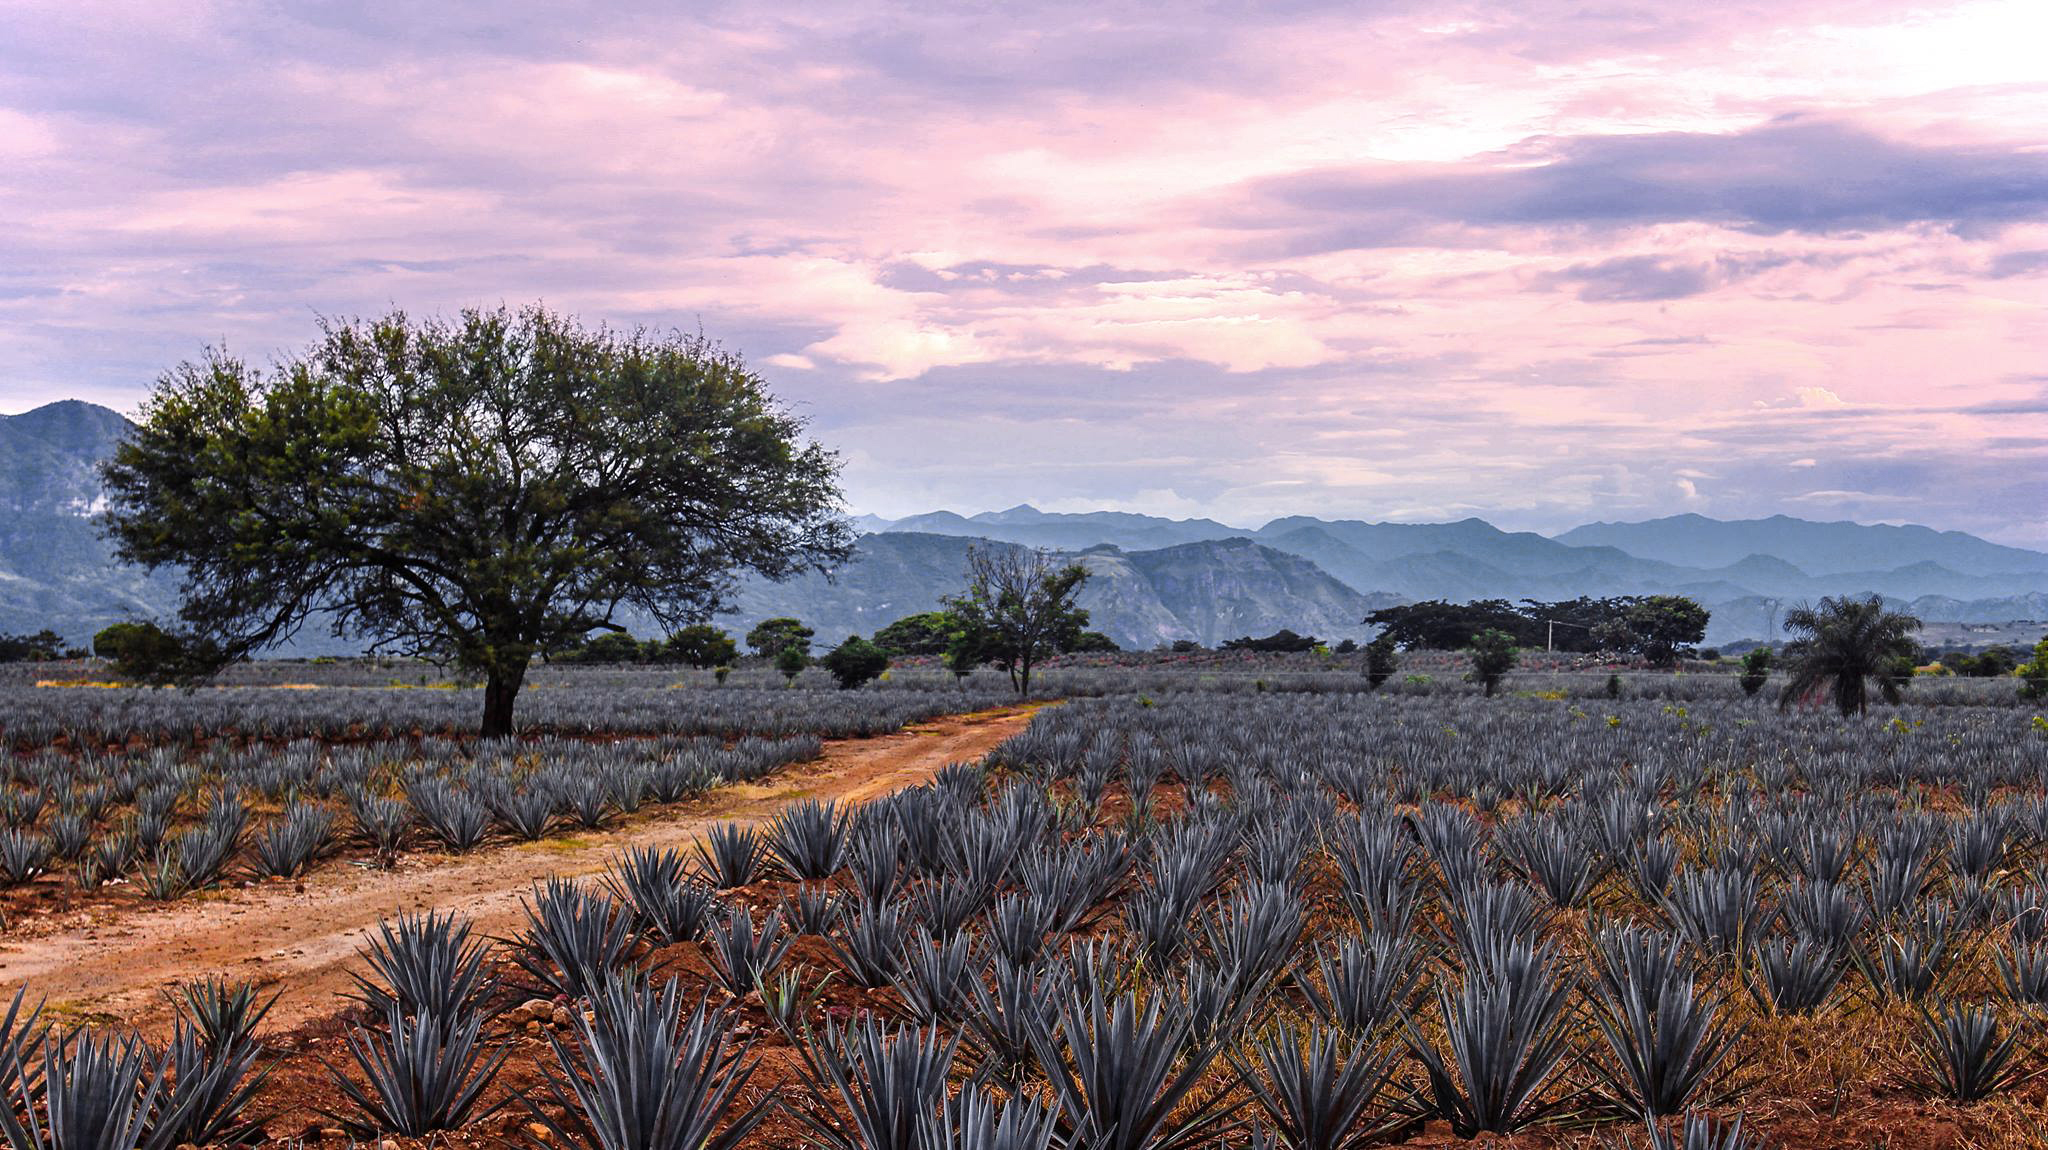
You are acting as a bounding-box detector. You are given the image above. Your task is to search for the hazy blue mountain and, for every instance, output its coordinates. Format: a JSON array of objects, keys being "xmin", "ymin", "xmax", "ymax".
[
  {"xmin": 717, "ymin": 533, "xmax": 1380, "ymax": 650},
  {"xmin": 1557, "ymin": 513, "xmax": 2048, "ymax": 576},
  {"xmin": 0, "ymin": 402, "xmax": 185, "ymax": 644}
]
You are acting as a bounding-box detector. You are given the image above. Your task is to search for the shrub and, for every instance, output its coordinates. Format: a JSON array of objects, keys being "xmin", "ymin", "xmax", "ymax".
[{"xmin": 821, "ymin": 636, "xmax": 891, "ymax": 690}]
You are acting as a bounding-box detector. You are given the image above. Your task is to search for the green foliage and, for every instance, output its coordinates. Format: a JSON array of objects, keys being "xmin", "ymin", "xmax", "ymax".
[
  {"xmin": 1367, "ymin": 600, "xmax": 1532, "ymax": 650},
  {"xmin": 100, "ymin": 304, "xmax": 851, "ymax": 736},
  {"xmin": 1942, "ymin": 645, "xmax": 2021, "ymax": 678},
  {"xmin": 820, "ymin": 635, "xmax": 890, "ymax": 689},
  {"xmin": 1364, "ymin": 634, "xmax": 1399, "ymax": 690},
  {"xmin": 92, "ymin": 621, "xmax": 197, "ymax": 684},
  {"xmin": 0, "ymin": 629, "xmax": 70, "ymax": 663},
  {"xmin": 943, "ymin": 631, "xmax": 980, "ymax": 680},
  {"xmin": 873, "ymin": 612, "xmax": 961, "ymax": 657},
  {"xmin": 2019, "ymin": 637, "xmax": 2048, "ymax": 702},
  {"xmin": 1220, "ymin": 629, "xmax": 1320, "ymax": 653},
  {"xmin": 1365, "ymin": 595, "xmax": 1710, "ymax": 665},
  {"xmin": 1468, "ymin": 629, "xmax": 1520, "ymax": 698},
  {"xmin": 1777, "ymin": 594, "xmax": 1923, "ymax": 717},
  {"xmin": 1067, "ymin": 630, "xmax": 1120, "ymax": 653},
  {"xmin": 1333, "ymin": 638, "xmax": 1359, "ymax": 654},
  {"xmin": 1738, "ymin": 647, "xmax": 1772, "ymax": 698},
  {"xmin": 1620, "ymin": 596, "xmax": 1712, "ymax": 668},
  {"xmin": 775, "ymin": 644, "xmax": 809, "ymax": 683},
  {"xmin": 943, "ymin": 546, "xmax": 1090, "ymax": 694},
  {"xmin": 559, "ymin": 632, "xmax": 654, "ymax": 664},
  {"xmin": 747, "ymin": 618, "xmax": 815, "ymax": 661},
  {"xmin": 662, "ymin": 624, "xmax": 738, "ymax": 669}
]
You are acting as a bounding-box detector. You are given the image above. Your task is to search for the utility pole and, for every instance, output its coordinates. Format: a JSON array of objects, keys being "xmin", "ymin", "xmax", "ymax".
[{"xmin": 1546, "ymin": 618, "xmax": 1593, "ymax": 652}]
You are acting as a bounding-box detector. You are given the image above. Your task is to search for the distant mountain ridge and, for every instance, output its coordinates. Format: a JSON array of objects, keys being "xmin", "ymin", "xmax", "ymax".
[
  {"xmin": 714, "ymin": 533, "xmax": 1394, "ymax": 650},
  {"xmin": 2, "ymin": 400, "xmax": 2044, "ymax": 649}
]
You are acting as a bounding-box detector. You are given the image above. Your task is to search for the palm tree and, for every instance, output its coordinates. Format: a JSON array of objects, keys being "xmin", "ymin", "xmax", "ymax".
[{"xmin": 1777, "ymin": 594, "xmax": 1922, "ymax": 717}]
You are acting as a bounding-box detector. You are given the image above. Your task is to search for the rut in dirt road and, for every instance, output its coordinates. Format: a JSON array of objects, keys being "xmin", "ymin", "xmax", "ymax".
[{"xmin": 0, "ymin": 703, "xmax": 1044, "ymax": 1031}]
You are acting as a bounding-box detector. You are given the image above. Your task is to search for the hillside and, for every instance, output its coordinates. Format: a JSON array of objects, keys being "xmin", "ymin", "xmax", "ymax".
[{"xmin": 0, "ymin": 402, "xmax": 180, "ymax": 641}]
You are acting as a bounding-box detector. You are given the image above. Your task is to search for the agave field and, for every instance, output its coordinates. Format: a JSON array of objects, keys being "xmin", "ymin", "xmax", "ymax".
[
  {"xmin": 0, "ymin": 678, "xmax": 1034, "ymax": 747},
  {"xmin": 2, "ymin": 678, "xmax": 2048, "ymax": 1149}
]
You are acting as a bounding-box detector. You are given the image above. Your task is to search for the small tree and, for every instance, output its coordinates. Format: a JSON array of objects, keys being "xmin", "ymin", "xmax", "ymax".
[
  {"xmin": 747, "ymin": 617, "xmax": 815, "ymax": 661},
  {"xmin": 943, "ymin": 630, "xmax": 979, "ymax": 681},
  {"xmin": 945, "ymin": 546, "xmax": 1089, "ymax": 694},
  {"xmin": 1739, "ymin": 647, "xmax": 1772, "ymax": 697},
  {"xmin": 820, "ymin": 635, "xmax": 890, "ymax": 689},
  {"xmin": 1364, "ymin": 634, "xmax": 1399, "ymax": 690},
  {"xmin": 775, "ymin": 644, "xmax": 808, "ymax": 684},
  {"xmin": 100, "ymin": 304, "xmax": 850, "ymax": 736},
  {"xmin": 663, "ymin": 624, "xmax": 738, "ymax": 669},
  {"xmin": 1778, "ymin": 594, "xmax": 1923, "ymax": 717},
  {"xmin": 1468, "ymin": 629, "xmax": 1519, "ymax": 697},
  {"xmin": 2017, "ymin": 637, "xmax": 2048, "ymax": 702},
  {"xmin": 1623, "ymin": 596, "xmax": 1711, "ymax": 668}
]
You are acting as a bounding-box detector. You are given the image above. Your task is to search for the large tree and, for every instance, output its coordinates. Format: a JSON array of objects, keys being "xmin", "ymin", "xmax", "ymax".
[
  {"xmin": 102, "ymin": 305, "xmax": 852, "ymax": 736},
  {"xmin": 1777, "ymin": 594, "xmax": 1922, "ymax": 717},
  {"xmin": 945, "ymin": 545, "xmax": 1089, "ymax": 694}
]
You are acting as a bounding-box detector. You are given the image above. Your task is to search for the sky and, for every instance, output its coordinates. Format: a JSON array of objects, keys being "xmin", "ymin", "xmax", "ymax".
[{"xmin": 2, "ymin": 2, "xmax": 2046, "ymax": 547}]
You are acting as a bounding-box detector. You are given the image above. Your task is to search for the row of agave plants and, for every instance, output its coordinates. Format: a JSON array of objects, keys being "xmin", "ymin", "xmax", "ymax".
[
  {"xmin": 12, "ymin": 690, "xmax": 2048, "ymax": 1148},
  {"xmin": 0, "ymin": 682, "xmax": 1030, "ymax": 749},
  {"xmin": 0, "ymin": 733, "xmax": 822, "ymax": 901}
]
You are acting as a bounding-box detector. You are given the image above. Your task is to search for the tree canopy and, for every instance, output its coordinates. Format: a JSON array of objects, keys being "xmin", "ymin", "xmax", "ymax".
[
  {"xmin": 1365, "ymin": 595, "xmax": 1709, "ymax": 663},
  {"xmin": 101, "ymin": 304, "xmax": 851, "ymax": 735},
  {"xmin": 746, "ymin": 618, "xmax": 816, "ymax": 661},
  {"xmin": 873, "ymin": 611, "xmax": 962, "ymax": 657},
  {"xmin": 1777, "ymin": 594, "xmax": 1922, "ymax": 717}
]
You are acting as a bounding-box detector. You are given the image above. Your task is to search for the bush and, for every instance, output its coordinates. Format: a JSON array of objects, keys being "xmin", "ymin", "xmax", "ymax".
[
  {"xmin": 1364, "ymin": 635, "xmax": 1398, "ymax": 690},
  {"xmin": 821, "ymin": 636, "xmax": 890, "ymax": 690},
  {"xmin": 660, "ymin": 625, "xmax": 738, "ymax": 668},
  {"xmin": 2017, "ymin": 637, "xmax": 2048, "ymax": 702},
  {"xmin": 92, "ymin": 622, "xmax": 190, "ymax": 683},
  {"xmin": 1738, "ymin": 648, "xmax": 1771, "ymax": 697}
]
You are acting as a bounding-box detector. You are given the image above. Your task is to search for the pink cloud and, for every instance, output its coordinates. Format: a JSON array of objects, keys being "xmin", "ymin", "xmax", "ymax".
[{"xmin": 0, "ymin": 0, "xmax": 2043, "ymax": 543}]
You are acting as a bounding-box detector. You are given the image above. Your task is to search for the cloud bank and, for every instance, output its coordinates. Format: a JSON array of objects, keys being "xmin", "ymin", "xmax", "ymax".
[{"xmin": 0, "ymin": 0, "xmax": 2044, "ymax": 545}]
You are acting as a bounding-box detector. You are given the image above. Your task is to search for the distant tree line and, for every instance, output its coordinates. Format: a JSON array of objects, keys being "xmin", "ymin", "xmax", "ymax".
[
  {"xmin": 0, "ymin": 630, "xmax": 86, "ymax": 663},
  {"xmin": 1364, "ymin": 595, "xmax": 1710, "ymax": 666}
]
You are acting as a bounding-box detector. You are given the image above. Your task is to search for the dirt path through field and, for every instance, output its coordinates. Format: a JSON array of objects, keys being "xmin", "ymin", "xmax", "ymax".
[{"xmin": 0, "ymin": 702, "xmax": 1044, "ymax": 1031}]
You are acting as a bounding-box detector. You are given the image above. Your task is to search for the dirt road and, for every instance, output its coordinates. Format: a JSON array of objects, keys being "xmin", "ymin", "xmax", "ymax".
[{"xmin": 0, "ymin": 703, "xmax": 1043, "ymax": 1030}]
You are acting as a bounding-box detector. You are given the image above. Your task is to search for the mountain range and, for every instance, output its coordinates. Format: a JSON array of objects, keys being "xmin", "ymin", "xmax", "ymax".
[{"xmin": 3, "ymin": 400, "xmax": 2045, "ymax": 651}]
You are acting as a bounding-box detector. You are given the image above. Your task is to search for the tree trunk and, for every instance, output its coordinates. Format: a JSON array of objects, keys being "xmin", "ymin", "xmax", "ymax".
[
  {"xmin": 1017, "ymin": 657, "xmax": 1032, "ymax": 696},
  {"xmin": 480, "ymin": 659, "xmax": 530, "ymax": 738}
]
